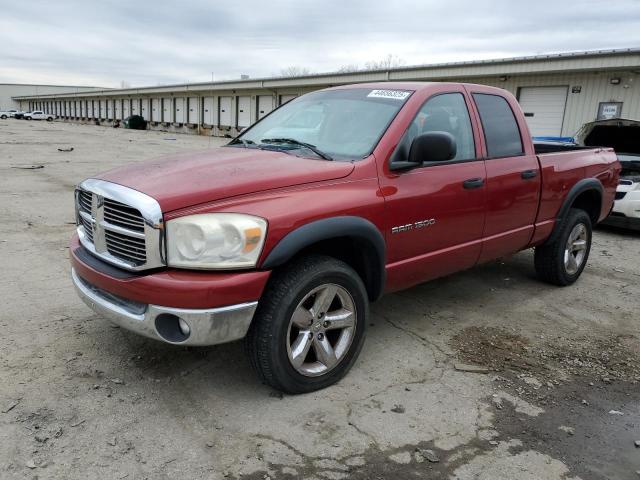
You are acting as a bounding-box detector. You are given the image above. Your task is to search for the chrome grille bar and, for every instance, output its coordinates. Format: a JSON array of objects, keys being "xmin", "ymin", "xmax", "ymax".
[{"xmin": 75, "ymin": 179, "xmax": 165, "ymax": 271}]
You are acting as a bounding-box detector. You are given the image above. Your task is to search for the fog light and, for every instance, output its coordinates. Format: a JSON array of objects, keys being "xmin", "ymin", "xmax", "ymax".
[{"xmin": 178, "ymin": 317, "xmax": 190, "ymax": 336}]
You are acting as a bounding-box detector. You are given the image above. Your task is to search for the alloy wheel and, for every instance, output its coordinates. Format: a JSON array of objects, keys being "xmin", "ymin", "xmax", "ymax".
[{"xmin": 286, "ymin": 283, "xmax": 357, "ymax": 377}]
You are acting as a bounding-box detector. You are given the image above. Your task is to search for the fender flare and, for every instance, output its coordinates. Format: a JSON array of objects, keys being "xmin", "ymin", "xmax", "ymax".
[
  {"xmin": 261, "ymin": 216, "xmax": 386, "ymax": 301},
  {"xmin": 545, "ymin": 178, "xmax": 603, "ymax": 245}
]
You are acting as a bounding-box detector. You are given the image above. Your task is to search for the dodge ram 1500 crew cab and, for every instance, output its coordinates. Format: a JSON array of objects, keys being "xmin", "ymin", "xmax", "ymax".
[{"xmin": 70, "ymin": 82, "xmax": 619, "ymax": 393}]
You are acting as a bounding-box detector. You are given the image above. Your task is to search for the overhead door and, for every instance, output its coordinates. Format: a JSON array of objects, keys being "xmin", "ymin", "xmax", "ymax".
[
  {"xmin": 141, "ymin": 99, "xmax": 150, "ymax": 120},
  {"xmin": 151, "ymin": 98, "xmax": 161, "ymax": 121},
  {"xmin": 279, "ymin": 94, "xmax": 297, "ymax": 106},
  {"xmin": 219, "ymin": 96, "xmax": 232, "ymax": 126},
  {"xmin": 163, "ymin": 97, "xmax": 173, "ymax": 122},
  {"xmin": 123, "ymin": 99, "xmax": 130, "ymax": 119},
  {"xmin": 188, "ymin": 97, "xmax": 198, "ymax": 124},
  {"xmin": 517, "ymin": 86, "xmax": 568, "ymax": 137},
  {"xmin": 175, "ymin": 97, "xmax": 185, "ymax": 123},
  {"xmin": 107, "ymin": 100, "xmax": 113, "ymax": 119},
  {"xmin": 257, "ymin": 95, "xmax": 274, "ymax": 120},
  {"xmin": 131, "ymin": 99, "xmax": 139, "ymax": 115},
  {"xmin": 88, "ymin": 101, "xmax": 93, "ymax": 118},
  {"xmin": 237, "ymin": 96, "xmax": 251, "ymax": 128},
  {"xmin": 203, "ymin": 97, "xmax": 214, "ymax": 125}
]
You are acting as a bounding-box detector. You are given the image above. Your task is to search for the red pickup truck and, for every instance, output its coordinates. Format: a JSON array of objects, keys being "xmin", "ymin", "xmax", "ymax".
[{"xmin": 71, "ymin": 82, "xmax": 619, "ymax": 393}]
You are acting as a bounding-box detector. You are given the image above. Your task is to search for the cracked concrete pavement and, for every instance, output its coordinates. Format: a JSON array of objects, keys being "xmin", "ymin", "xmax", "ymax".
[{"xmin": 1, "ymin": 120, "xmax": 639, "ymax": 479}]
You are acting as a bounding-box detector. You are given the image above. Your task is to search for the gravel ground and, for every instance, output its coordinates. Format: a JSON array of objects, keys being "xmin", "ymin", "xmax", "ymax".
[{"xmin": 1, "ymin": 119, "xmax": 639, "ymax": 479}]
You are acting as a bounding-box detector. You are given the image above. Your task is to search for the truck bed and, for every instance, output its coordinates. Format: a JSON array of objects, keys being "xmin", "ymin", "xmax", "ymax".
[{"xmin": 535, "ymin": 146, "xmax": 619, "ymax": 227}]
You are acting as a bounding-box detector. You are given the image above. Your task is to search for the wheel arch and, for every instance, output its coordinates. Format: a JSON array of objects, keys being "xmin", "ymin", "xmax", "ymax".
[
  {"xmin": 545, "ymin": 178, "xmax": 603, "ymax": 245},
  {"xmin": 261, "ymin": 216, "xmax": 386, "ymax": 302}
]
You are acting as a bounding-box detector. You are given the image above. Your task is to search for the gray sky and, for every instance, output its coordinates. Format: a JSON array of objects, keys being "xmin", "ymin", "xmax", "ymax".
[{"xmin": 1, "ymin": 0, "xmax": 639, "ymax": 88}]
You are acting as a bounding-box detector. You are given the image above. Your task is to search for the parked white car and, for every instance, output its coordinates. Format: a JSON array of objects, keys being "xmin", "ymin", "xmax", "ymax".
[
  {"xmin": 0, "ymin": 109, "xmax": 19, "ymax": 119},
  {"xmin": 24, "ymin": 111, "xmax": 54, "ymax": 121}
]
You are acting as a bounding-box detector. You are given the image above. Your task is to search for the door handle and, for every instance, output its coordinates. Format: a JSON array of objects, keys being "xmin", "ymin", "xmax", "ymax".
[
  {"xmin": 521, "ymin": 170, "xmax": 538, "ymax": 180},
  {"xmin": 463, "ymin": 178, "xmax": 484, "ymax": 189}
]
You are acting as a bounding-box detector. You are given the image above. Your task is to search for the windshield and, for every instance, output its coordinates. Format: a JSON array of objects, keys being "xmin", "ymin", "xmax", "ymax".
[{"xmin": 233, "ymin": 88, "xmax": 412, "ymax": 160}]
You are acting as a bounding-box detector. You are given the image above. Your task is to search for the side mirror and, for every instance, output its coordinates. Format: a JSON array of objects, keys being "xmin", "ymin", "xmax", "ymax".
[
  {"xmin": 409, "ymin": 131, "xmax": 457, "ymax": 164},
  {"xmin": 389, "ymin": 131, "xmax": 457, "ymax": 171}
]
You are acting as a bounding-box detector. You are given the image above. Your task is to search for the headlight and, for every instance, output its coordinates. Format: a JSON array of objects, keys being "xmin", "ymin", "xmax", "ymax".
[{"xmin": 166, "ymin": 213, "xmax": 267, "ymax": 269}]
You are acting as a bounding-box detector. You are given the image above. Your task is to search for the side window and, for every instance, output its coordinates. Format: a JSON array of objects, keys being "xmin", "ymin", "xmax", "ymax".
[
  {"xmin": 407, "ymin": 93, "xmax": 476, "ymax": 161},
  {"xmin": 472, "ymin": 93, "xmax": 524, "ymax": 158}
]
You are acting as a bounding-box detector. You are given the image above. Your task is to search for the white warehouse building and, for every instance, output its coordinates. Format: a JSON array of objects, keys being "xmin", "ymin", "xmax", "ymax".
[
  {"xmin": 1, "ymin": 83, "xmax": 105, "ymax": 111},
  {"xmin": 12, "ymin": 48, "xmax": 640, "ymax": 139}
]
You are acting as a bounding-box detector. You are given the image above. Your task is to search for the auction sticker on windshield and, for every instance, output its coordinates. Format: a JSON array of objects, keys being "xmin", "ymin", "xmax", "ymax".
[{"xmin": 367, "ymin": 89, "xmax": 411, "ymax": 100}]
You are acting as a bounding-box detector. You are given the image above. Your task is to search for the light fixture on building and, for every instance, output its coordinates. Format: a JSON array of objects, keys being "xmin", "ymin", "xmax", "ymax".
[
  {"xmin": 610, "ymin": 77, "xmax": 621, "ymax": 85},
  {"xmin": 499, "ymin": 75, "xmax": 509, "ymax": 82}
]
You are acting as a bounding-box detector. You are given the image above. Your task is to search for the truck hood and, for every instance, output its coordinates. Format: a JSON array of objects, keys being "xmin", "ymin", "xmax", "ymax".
[
  {"xmin": 96, "ymin": 146, "xmax": 355, "ymax": 212},
  {"xmin": 575, "ymin": 118, "xmax": 640, "ymax": 155}
]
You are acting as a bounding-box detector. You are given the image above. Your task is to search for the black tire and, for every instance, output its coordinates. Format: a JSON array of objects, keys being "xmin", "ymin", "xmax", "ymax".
[
  {"xmin": 0, "ymin": 115, "xmax": 7, "ymax": 119},
  {"xmin": 46, "ymin": 117, "xmax": 53, "ymax": 122},
  {"xmin": 534, "ymin": 208, "xmax": 592, "ymax": 286},
  {"xmin": 26, "ymin": 117, "xmax": 32, "ymax": 121},
  {"xmin": 246, "ymin": 255, "xmax": 368, "ymax": 394}
]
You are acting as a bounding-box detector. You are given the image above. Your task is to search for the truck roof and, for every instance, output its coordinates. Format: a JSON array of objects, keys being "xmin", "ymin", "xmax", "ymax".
[{"xmin": 328, "ymin": 81, "xmax": 507, "ymax": 94}]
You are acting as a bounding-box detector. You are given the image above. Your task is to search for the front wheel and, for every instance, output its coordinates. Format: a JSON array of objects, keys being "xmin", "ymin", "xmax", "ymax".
[
  {"xmin": 46, "ymin": 117, "xmax": 53, "ymax": 121},
  {"xmin": 26, "ymin": 117, "xmax": 32, "ymax": 121},
  {"xmin": 0, "ymin": 115, "xmax": 7, "ymax": 119},
  {"xmin": 246, "ymin": 255, "xmax": 368, "ymax": 394},
  {"xmin": 534, "ymin": 208, "xmax": 592, "ymax": 286}
]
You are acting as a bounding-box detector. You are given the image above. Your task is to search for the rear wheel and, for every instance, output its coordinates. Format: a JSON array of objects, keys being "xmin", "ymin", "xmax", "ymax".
[
  {"xmin": 46, "ymin": 117, "xmax": 53, "ymax": 121},
  {"xmin": 0, "ymin": 115, "xmax": 7, "ymax": 119},
  {"xmin": 246, "ymin": 255, "xmax": 368, "ymax": 394},
  {"xmin": 534, "ymin": 208, "xmax": 592, "ymax": 286}
]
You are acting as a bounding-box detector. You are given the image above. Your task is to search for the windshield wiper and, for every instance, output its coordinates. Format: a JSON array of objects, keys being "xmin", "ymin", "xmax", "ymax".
[
  {"xmin": 228, "ymin": 138, "xmax": 256, "ymax": 148},
  {"xmin": 260, "ymin": 138, "xmax": 333, "ymax": 161}
]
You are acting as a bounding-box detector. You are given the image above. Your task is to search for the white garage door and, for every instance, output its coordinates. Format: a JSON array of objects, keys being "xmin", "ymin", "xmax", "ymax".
[
  {"xmin": 518, "ymin": 86, "xmax": 568, "ymax": 137},
  {"xmin": 219, "ymin": 96, "xmax": 232, "ymax": 126},
  {"xmin": 203, "ymin": 97, "xmax": 214, "ymax": 125},
  {"xmin": 175, "ymin": 97, "xmax": 185, "ymax": 123},
  {"xmin": 188, "ymin": 97, "xmax": 198, "ymax": 124},
  {"xmin": 257, "ymin": 95, "xmax": 274, "ymax": 119},
  {"xmin": 162, "ymin": 98, "xmax": 173, "ymax": 122},
  {"xmin": 237, "ymin": 96, "xmax": 251, "ymax": 128},
  {"xmin": 141, "ymin": 99, "xmax": 149, "ymax": 120},
  {"xmin": 152, "ymin": 98, "xmax": 161, "ymax": 122}
]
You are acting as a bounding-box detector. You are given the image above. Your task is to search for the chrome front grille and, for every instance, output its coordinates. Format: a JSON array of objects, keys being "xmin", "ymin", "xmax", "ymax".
[
  {"xmin": 104, "ymin": 198, "xmax": 145, "ymax": 232},
  {"xmin": 75, "ymin": 179, "xmax": 164, "ymax": 271},
  {"xmin": 79, "ymin": 213, "xmax": 94, "ymax": 243},
  {"xmin": 105, "ymin": 229, "xmax": 147, "ymax": 263},
  {"xmin": 78, "ymin": 190, "xmax": 92, "ymax": 213}
]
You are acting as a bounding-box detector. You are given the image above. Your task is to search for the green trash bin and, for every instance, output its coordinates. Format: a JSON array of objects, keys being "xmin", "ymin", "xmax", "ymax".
[{"xmin": 124, "ymin": 115, "xmax": 147, "ymax": 130}]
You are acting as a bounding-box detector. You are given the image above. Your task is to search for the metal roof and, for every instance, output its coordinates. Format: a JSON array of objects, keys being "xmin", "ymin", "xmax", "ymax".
[{"xmin": 13, "ymin": 47, "xmax": 640, "ymax": 100}]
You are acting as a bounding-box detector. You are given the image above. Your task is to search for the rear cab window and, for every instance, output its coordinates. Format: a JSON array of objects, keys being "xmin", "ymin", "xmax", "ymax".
[{"xmin": 472, "ymin": 93, "xmax": 524, "ymax": 158}]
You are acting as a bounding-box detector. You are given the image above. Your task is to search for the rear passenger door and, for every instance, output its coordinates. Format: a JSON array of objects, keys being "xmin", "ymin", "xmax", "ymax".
[{"xmin": 466, "ymin": 87, "xmax": 541, "ymax": 262}]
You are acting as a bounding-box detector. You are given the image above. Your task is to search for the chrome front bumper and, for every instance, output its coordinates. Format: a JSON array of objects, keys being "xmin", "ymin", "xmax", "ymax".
[{"xmin": 71, "ymin": 268, "xmax": 258, "ymax": 346}]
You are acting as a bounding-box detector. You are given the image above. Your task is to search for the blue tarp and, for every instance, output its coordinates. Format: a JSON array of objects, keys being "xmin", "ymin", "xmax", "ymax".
[{"xmin": 532, "ymin": 136, "xmax": 576, "ymax": 143}]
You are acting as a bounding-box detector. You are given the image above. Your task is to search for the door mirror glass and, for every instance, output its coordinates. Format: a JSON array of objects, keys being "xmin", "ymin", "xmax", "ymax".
[{"xmin": 409, "ymin": 131, "xmax": 457, "ymax": 164}]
